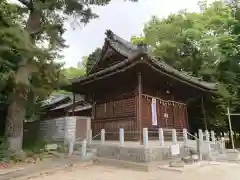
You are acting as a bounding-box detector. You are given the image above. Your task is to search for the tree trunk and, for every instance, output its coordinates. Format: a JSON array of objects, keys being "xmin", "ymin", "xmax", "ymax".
[
  {"xmin": 5, "ymin": 4, "xmax": 41, "ymax": 151},
  {"xmin": 5, "ymin": 86, "xmax": 27, "ymax": 151}
]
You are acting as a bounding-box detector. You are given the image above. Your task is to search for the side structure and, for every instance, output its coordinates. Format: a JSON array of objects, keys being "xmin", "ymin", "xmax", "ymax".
[{"xmin": 63, "ymin": 30, "xmax": 216, "ymax": 141}]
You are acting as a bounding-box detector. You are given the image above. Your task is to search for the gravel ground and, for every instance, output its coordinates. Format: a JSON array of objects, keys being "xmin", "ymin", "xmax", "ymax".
[{"xmin": 26, "ymin": 162, "xmax": 240, "ymax": 180}]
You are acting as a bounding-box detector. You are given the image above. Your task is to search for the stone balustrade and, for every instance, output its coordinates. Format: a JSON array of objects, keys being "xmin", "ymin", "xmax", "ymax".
[{"xmin": 80, "ymin": 127, "xmax": 223, "ymax": 162}]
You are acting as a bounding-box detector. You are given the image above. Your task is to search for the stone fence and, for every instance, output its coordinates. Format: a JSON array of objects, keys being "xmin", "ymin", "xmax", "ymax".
[
  {"xmin": 71, "ymin": 128, "xmax": 226, "ymax": 162},
  {"xmin": 86, "ymin": 128, "xmax": 219, "ymax": 147}
]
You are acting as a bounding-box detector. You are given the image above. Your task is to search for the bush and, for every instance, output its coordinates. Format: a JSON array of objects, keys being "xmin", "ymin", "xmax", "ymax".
[{"xmin": 0, "ymin": 137, "xmax": 8, "ymax": 162}]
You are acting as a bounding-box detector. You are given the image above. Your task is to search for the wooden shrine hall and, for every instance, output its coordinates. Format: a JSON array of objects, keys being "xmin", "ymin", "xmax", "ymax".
[{"xmin": 63, "ymin": 30, "xmax": 216, "ymax": 141}]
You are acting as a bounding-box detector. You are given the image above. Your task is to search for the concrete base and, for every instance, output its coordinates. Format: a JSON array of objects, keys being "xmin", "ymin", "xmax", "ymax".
[{"xmin": 90, "ymin": 141, "xmax": 190, "ymax": 164}]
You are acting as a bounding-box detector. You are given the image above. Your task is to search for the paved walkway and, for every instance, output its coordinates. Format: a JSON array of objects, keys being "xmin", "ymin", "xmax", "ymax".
[
  {"xmin": 0, "ymin": 155, "xmax": 89, "ymax": 180},
  {"xmin": 20, "ymin": 161, "xmax": 240, "ymax": 180}
]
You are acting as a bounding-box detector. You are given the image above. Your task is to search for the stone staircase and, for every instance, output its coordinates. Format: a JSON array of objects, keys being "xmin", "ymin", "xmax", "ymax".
[
  {"xmin": 185, "ymin": 140, "xmax": 240, "ymax": 162},
  {"xmin": 210, "ymin": 148, "xmax": 240, "ymax": 162}
]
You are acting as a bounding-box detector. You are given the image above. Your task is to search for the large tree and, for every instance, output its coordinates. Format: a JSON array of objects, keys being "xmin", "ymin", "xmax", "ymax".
[
  {"xmin": 132, "ymin": 0, "xmax": 240, "ymax": 130},
  {"xmin": 3, "ymin": 0, "xmax": 137, "ymax": 151}
]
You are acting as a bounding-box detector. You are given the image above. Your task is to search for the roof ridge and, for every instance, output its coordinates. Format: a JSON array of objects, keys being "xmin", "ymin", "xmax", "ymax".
[{"xmin": 105, "ymin": 29, "xmax": 138, "ymax": 51}]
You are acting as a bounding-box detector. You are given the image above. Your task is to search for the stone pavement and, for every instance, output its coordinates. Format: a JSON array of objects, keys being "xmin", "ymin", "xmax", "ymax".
[{"xmin": 0, "ymin": 155, "xmax": 92, "ymax": 180}]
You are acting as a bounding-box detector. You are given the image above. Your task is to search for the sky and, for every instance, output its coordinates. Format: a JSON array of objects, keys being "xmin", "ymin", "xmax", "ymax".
[
  {"xmin": 9, "ymin": 0, "xmax": 203, "ymax": 67},
  {"xmin": 63, "ymin": 0, "xmax": 202, "ymax": 67}
]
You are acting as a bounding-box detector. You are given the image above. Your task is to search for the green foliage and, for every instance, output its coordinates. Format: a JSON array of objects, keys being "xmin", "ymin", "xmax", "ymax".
[
  {"xmin": 23, "ymin": 139, "xmax": 46, "ymax": 154},
  {"xmin": 86, "ymin": 48, "xmax": 102, "ymax": 74},
  {"xmin": 0, "ymin": 137, "xmax": 8, "ymax": 161},
  {"xmin": 131, "ymin": 0, "xmax": 240, "ymax": 129},
  {"xmin": 131, "ymin": 35, "xmax": 145, "ymax": 45},
  {"xmin": 0, "ymin": 0, "xmax": 137, "ymax": 134},
  {"xmin": 64, "ymin": 67, "xmax": 86, "ymax": 79}
]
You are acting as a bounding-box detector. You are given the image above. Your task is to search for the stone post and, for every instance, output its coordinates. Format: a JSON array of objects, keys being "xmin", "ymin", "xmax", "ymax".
[
  {"xmin": 183, "ymin": 128, "xmax": 188, "ymax": 146},
  {"xmin": 88, "ymin": 129, "xmax": 92, "ymax": 145},
  {"xmin": 198, "ymin": 129, "xmax": 203, "ymax": 143},
  {"xmin": 68, "ymin": 135, "xmax": 75, "ymax": 156},
  {"xmin": 172, "ymin": 129, "xmax": 177, "ymax": 144},
  {"xmin": 206, "ymin": 142, "xmax": 212, "ymax": 160},
  {"xmin": 101, "ymin": 129, "xmax": 105, "ymax": 144},
  {"xmin": 119, "ymin": 128, "xmax": 124, "ymax": 147},
  {"xmin": 81, "ymin": 139, "xmax": 87, "ymax": 159},
  {"xmin": 220, "ymin": 137, "xmax": 225, "ymax": 153},
  {"xmin": 196, "ymin": 138, "xmax": 202, "ymax": 160},
  {"xmin": 158, "ymin": 128, "xmax": 164, "ymax": 146},
  {"xmin": 205, "ymin": 130, "xmax": 210, "ymax": 142},
  {"xmin": 143, "ymin": 128, "xmax": 148, "ymax": 149},
  {"xmin": 211, "ymin": 130, "xmax": 215, "ymax": 143},
  {"xmin": 194, "ymin": 132, "xmax": 198, "ymax": 140}
]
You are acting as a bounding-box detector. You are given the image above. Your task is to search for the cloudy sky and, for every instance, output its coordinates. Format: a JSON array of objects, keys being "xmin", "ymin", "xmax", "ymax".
[
  {"xmin": 10, "ymin": 0, "xmax": 204, "ymax": 67},
  {"xmin": 63, "ymin": 0, "xmax": 202, "ymax": 67}
]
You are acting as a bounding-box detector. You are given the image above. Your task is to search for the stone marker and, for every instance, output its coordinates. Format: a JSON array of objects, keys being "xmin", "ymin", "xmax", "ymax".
[
  {"xmin": 211, "ymin": 130, "xmax": 215, "ymax": 143},
  {"xmin": 119, "ymin": 128, "xmax": 124, "ymax": 147},
  {"xmin": 158, "ymin": 128, "xmax": 164, "ymax": 146},
  {"xmin": 101, "ymin": 129, "xmax": 105, "ymax": 144},
  {"xmin": 172, "ymin": 129, "xmax": 177, "ymax": 144},
  {"xmin": 143, "ymin": 128, "xmax": 148, "ymax": 149},
  {"xmin": 198, "ymin": 129, "xmax": 203, "ymax": 142},
  {"xmin": 88, "ymin": 129, "xmax": 92, "ymax": 145},
  {"xmin": 196, "ymin": 139, "xmax": 202, "ymax": 161},
  {"xmin": 205, "ymin": 130, "xmax": 210, "ymax": 142},
  {"xmin": 183, "ymin": 128, "xmax": 188, "ymax": 146},
  {"xmin": 81, "ymin": 139, "xmax": 87, "ymax": 159}
]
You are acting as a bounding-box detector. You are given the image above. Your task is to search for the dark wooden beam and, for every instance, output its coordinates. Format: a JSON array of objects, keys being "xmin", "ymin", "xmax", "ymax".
[
  {"xmin": 137, "ymin": 72, "xmax": 143, "ymax": 144},
  {"xmin": 201, "ymin": 96, "xmax": 208, "ymax": 130}
]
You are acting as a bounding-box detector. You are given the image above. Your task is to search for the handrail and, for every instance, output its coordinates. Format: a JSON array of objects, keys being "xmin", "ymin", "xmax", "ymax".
[
  {"xmin": 187, "ymin": 132, "xmax": 199, "ymax": 140},
  {"xmin": 92, "ymin": 132, "xmax": 101, "ymax": 140}
]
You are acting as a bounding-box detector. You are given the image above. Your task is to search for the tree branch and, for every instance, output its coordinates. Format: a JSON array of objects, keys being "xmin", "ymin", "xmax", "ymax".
[{"xmin": 18, "ymin": 0, "xmax": 32, "ymax": 9}]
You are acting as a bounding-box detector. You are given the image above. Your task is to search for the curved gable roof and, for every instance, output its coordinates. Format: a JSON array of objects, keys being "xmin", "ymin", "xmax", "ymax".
[{"xmin": 67, "ymin": 30, "xmax": 217, "ymax": 92}]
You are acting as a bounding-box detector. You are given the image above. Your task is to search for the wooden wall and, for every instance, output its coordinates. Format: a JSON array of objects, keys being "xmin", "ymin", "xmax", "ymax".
[
  {"xmin": 92, "ymin": 96, "xmax": 138, "ymax": 140},
  {"xmin": 142, "ymin": 95, "xmax": 188, "ymax": 130},
  {"xmin": 142, "ymin": 82, "xmax": 189, "ymax": 134},
  {"xmin": 91, "ymin": 72, "xmax": 190, "ymax": 141}
]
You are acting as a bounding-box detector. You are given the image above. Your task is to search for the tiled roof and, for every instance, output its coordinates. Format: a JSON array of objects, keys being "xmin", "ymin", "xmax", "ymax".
[
  {"xmin": 68, "ymin": 30, "xmax": 216, "ymax": 91},
  {"xmin": 104, "ymin": 30, "xmax": 216, "ymax": 91}
]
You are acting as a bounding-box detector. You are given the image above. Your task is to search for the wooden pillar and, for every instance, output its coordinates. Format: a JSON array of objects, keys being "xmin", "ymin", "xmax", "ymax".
[
  {"xmin": 72, "ymin": 92, "xmax": 76, "ymax": 116},
  {"xmin": 137, "ymin": 73, "xmax": 143, "ymax": 144},
  {"xmin": 201, "ymin": 96, "xmax": 207, "ymax": 130},
  {"xmin": 91, "ymin": 92, "xmax": 95, "ymax": 120}
]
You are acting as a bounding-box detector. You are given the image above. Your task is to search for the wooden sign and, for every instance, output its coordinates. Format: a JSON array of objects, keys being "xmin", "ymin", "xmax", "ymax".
[{"xmin": 164, "ymin": 113, "xmax": 168, "ymax": 118}]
